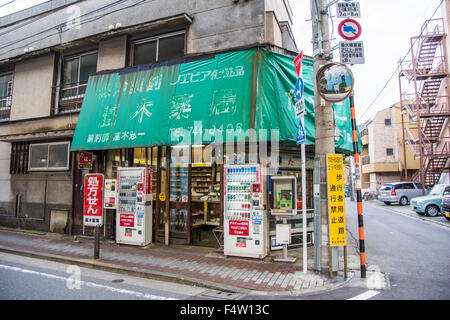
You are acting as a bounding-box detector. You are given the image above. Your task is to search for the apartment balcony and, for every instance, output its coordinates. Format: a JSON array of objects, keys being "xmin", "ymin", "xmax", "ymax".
[{"xmin": 362, "ymin": 162, "xmax": 401, "ymax": 174}]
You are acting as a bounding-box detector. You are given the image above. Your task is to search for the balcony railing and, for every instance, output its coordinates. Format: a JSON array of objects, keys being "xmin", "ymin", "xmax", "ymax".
[
  {"xmin": 0, "ymin": 95, "xmax": 12, "ymax": 122},
  {"xmin": 53, "ymin": 81, "xmax": 87, "ymax": 114}
]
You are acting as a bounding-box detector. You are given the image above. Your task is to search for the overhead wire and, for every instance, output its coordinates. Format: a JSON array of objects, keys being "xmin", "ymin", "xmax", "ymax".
[
  {"xmin": 357, "ymin": 0, "xmax": 444, "ymax": 123},
  {"xmin": 0, "ymin": 0, "xmax": 16, "ymax": 8},
  {"xmin": 0, "ymin": 0, "xmax": 133, "ymax": 54}
]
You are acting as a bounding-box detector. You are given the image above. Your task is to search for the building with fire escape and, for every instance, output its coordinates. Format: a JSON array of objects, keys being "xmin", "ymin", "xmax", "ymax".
[{"xmin": 398, "ymin": 15, "xmax": 450, "ymax": 192}]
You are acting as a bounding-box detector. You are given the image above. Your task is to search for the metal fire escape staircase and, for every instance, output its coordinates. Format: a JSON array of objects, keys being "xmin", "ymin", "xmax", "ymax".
[{"xmin": 399, "ymin": 18, "xmax": 450, "ymax": 185}]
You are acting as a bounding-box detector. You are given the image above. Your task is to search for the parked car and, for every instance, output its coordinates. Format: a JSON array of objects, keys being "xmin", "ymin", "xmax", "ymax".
[
  {"xmin": 378, "ymin": 182, "xmax": 428, "ymax": 206},
  {"xmin": 410, "ymin": 184, "xmax": 450, "ymax": 217},
  {"xmin": 442, "ymin": 191, "xmax": 450, "ymax": 221}
]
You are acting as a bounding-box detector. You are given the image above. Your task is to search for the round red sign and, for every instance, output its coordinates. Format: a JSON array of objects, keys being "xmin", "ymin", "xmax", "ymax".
[{"xmin": 338, "ymin": 19, "xmax": 362, "ymax": 41}]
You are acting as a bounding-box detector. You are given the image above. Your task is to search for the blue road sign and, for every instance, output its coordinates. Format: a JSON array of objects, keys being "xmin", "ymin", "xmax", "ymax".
[
  {"xmin": 295, "ymin": 77, "xmax": 304, "ymax": 100},
  {"xmin": 296, "ymin": 117, "xmax": 305, "ymax": 145}
]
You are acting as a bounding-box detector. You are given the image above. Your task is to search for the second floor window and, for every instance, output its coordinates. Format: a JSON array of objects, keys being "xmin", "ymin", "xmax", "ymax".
[
  {"xmin": 131, "ymin": 32, "xmax": 185, "ymax": 66},
  {"xmin": 59, "ymin": 51, "xmax": 97, "ymax": 112},
  {"xmin": 0, "ymin": 72, "xmax": 13, "ymax": 122}
]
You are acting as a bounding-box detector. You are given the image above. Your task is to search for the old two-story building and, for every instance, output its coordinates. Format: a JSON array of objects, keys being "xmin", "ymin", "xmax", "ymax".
[
  {"xmin": 0, "ymin": 0, "xmax": 359, "ymax": 253},
  {"xmin": 0, "ymin": 0, "xmax": 301, "ymax": 240}
]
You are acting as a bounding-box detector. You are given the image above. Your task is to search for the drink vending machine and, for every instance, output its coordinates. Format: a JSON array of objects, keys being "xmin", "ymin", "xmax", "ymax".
[
  {"xmin": 224, "ymin": 164, "xmax": 268, "ymax": 258},
  {"xmin": 116, "ymin": 167, "xmax": 153, "ymax": 246}
]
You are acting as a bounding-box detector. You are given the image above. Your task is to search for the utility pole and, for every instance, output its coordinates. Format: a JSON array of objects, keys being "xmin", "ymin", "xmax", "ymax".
[{"xmin": 311, "ymin": 0, "xmax": 338, "ymax": 274}]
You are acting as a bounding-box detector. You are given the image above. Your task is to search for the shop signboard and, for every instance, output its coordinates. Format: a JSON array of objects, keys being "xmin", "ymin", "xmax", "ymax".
[
  {"xmin": 78, "ymin": 152, "xmax": 92, "ymax": 169},
  {"xmin": 326, "ymin": 154, "xmax": 347, "ymax": 246},
  {"xmin": 83, "ymin": 174, "xmax": 104, "ymax": 227},
  {"xmin": 70, "ymin": 48, "xmax": 363, "ymax": 155}
]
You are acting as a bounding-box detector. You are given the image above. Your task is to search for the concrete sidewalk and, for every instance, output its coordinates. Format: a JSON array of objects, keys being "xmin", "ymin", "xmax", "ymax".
[{"xmin": 0, "ymin": 228, "xmax": 356, "ymax": 296}]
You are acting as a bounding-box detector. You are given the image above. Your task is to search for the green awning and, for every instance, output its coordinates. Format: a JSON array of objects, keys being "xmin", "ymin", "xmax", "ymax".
[{"xmin": 70, "ymin": 47, "xmax": 361, "ymax": 154}]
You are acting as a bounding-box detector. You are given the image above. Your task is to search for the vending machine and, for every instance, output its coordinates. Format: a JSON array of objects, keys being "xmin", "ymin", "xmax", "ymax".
[
  {"xmin": 116, "ymin": 167, "xmax": 153, "ymax": 246},
  {"xmin": 224, "ymin": 164, "xmax": 268, "ymax": 259}
]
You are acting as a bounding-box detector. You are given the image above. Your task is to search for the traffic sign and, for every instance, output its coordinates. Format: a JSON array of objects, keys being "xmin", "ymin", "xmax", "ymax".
[
  {"xmin": 338, "ymin": 19, "xmax": 362, "ymax": 41},
  {"xmin": 294, "ymin": 98, "xmax": 305, "ymax": 119},
  {"xmin": 339, "ymin": 41, "xmax": 365, "ymax": 64},
  {"xmin": 293, "ymin": 51, "xmax": 303, "ymax": 77},
  {"xmin": 295, "ymin": 77, "xmax": 304, "ymax": 100},
  {"xmin": 337, "ymin": 1, "xmax": 360, "ymax": 18},
  {"xmin": 296, "ymin": 117, "xmax": 306, "ymax": 145}
]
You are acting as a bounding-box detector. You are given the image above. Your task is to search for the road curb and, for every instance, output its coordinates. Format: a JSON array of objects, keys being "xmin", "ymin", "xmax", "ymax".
[{"xmin": 0, "ymin": 245, "xmax": 355, "ymax": 297}]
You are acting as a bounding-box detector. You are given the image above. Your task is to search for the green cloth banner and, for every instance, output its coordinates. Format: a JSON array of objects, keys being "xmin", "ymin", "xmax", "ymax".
[{"xmin": 70, "ymin": 47, "xmax": 361, "ymax": 154}]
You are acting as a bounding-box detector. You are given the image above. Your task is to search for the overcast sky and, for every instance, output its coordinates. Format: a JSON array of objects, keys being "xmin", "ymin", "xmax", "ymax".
[
  {"xmin": 289, "ymin": 0, "xmax": 445, "ymax": 123},
  {"xmin": 1, "ymin": 0, "xmax": 446, "ymax": 124}
]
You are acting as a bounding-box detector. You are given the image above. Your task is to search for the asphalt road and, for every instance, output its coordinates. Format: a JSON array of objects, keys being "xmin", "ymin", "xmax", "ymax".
[
  {"xmin": 345, "ymin": 199, "xmax": 450, "ymax": 300},
  {"xmin": 0, "ymin": 252, "xmax": 209, "ymax": 300},
  {"xmin": 1, "ymin": 198, "xmax": 448, "ymax": 301}
]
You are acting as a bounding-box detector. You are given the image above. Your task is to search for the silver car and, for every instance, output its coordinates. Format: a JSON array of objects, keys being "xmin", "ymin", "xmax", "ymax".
[{"xmin": 378, "ymin": 182, "xmax": 428, "ymax": 206}]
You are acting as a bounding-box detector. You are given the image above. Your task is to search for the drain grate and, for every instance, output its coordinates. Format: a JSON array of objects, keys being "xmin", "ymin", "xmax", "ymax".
[{"xmin": 198, "ymin": 289, "xmax": 243, "ymax": 300}]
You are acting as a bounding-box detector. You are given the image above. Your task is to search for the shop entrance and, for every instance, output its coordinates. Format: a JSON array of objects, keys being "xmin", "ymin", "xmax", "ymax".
[{"xmin": 154, "ymin": 146, "xmax": 223, "ymax": 247}]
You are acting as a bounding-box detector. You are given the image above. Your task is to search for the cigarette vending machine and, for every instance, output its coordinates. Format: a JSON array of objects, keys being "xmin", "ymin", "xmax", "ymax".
[
  {"xmin": 224, "ymin": 164, "xmax": 267, "ymax": 258},
  {"xmin": 116, "ymin": 167, "xmax": 153, "ymax": 246}
]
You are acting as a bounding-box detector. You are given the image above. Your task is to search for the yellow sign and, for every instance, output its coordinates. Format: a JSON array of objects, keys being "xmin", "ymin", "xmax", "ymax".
[
  {"xmin": 326, "ymin": 154, "xmax": 347, "ymax": 246},
  {"xmin": 159, "ymin": 192, "xmax": 166, "ymax": 202}
]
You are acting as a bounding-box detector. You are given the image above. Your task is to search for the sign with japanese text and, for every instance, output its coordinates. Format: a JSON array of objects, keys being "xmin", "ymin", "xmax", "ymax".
[
  {"xmin": 229, "ymin": 220, "xmax": 249, "ymax": 236},
  {"xmin": 293, "ymin": 51, "xmax": 303, "ymax": 77},
  {"xmin": 78, "ymin": 152, "xmax": 92, "ymax": 169},
  {"xmin": 339, "ymin": 41, "xmax": 365, "ymax": 64},
  {"xmin": 326, "ymin": 154, "xmax": 346, "ymax": 246},
  {"xmin": 83, "ymin": 174, "xmax": 104, "ymax": 227},
  {"xmin": 337, "ymin": 2, "xmax": 360, "ymax": 18}
]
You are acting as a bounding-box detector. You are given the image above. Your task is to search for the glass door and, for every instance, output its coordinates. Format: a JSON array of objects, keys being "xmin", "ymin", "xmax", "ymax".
[{"xmin": 169, "ymin": 146, "xmax": 191, "ymax": 244}]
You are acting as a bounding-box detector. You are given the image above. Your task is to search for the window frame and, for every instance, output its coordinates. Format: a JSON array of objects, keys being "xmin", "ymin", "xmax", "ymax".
[
  {"xmin": 129, "ymin": 31, "xmax": 186, "ymax": 66},
  {"xmin": 28, "ymin": 141, "xmax": 71, "ymax": 172},
  {"xmin": 58, "ymin": 50, "xmax": 98, "ymax": 113},
  {"xmin": 386, "ymin": 148, "xmax": 394, "ymax": 156},
  {"xmin": 0, "ymin": 71, "xmax": 14, "ymax": 122}
]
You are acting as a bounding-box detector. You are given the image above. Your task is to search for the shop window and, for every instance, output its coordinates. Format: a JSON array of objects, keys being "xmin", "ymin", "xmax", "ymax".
[
  {"xmin": 58, "ymin": 51, "xmax": 98, "ymax": 113},
  {"xmin": 0, "ymin": 72, "xmax": 13, "ymax": 122},
  {"xmin": 131, "ymin": 32, "xmax": 185, "ymax": 66},
  {"xmin": 28, "ymin": 142, "xmax": 70, "ymax": 171}
]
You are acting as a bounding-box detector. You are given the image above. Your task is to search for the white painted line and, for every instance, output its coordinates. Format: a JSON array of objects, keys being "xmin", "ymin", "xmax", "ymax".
[
  {"xmin": 0, "ymin": 264, "xmax": 177, "ymax": 300},
  {"xmin": 348, "ymin": 290, "xmax": 380, "ymax": 300}
]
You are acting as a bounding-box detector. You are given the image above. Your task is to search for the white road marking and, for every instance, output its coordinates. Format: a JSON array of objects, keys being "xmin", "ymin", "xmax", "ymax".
[
  {"xmin": 348, "ymin": 290, "xmax": 380, "ymax": 300},
  {"xmin": 0, "ymin": 264, "xmax": 176, "ymax": 300}
]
